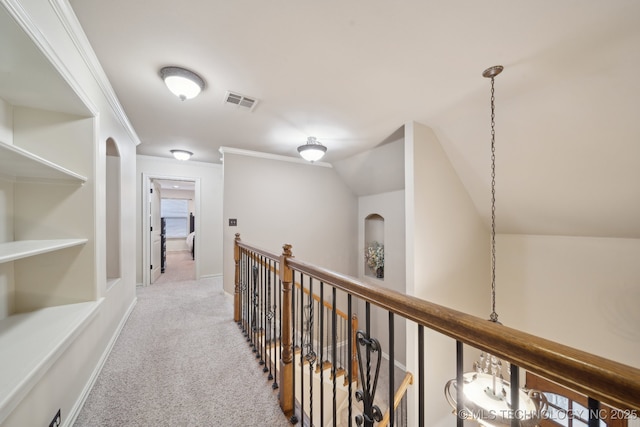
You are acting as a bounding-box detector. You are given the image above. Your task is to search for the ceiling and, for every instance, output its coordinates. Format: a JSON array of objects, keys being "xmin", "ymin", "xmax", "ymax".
[{"xmin": 68, "ymin": 0, "xmax": 640, "ymax": 238}]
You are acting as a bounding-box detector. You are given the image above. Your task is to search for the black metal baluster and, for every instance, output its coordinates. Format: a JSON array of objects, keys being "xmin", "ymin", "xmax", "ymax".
[
  {"xmin": 262, "ymin": 258, "xmax": 268, "ymax": 367},
  {"xmin": 347, "ymin": 295, "xmax": 353, "ymax": 427},
  {"xmin": 340, "ymin": 315, "xmax": 345, "ymax": 375},
  {"xmin": 245, "ymin": 252, "xmax": 250, "ymax": 337},
  {"xmin": 510, "ymin": 365, "xmax": 519, "ymax": 427},
  {"xmin": 388, "ymin": 312, "xmax": 394, "ymax": 427},
  {"xmin": 299, "ymin": 273, "xmax": 305, "ymax": 426},
  {"xmin": 267, "ymin": 260, "xmax": 274, "ymax": 380},
  {"xmin": 290, "ymin": 270, "xmax": 298, "ymax": 425},
  {"xmin": 252, "ymin": 264, "xmax": 258, "ymax": 352},
  {"xmin": 456, "ymin": 341, "xmax": 463, "ymax": 427},
  {"xmin": 306, "ymin": 276, "xmax": 315, "ymax": 426},
  {"xmin": 258, "ymin": 258, "xmax": 264, "ymax": 363},
  {"xmin": 239, "ymin": 251, "xmax": 244, "ymax": 331},
  {"xmin": 241, "ymin": 251, "xmax": 247, "ymax": 335},
  {"xmin": 418, "ymin": 325, "xmax": 424, "ymax": 427},
  {"xmin": 248, "ymin": 255, "xmax": 252, "ymax": 342},
  {"xmin": 355, "ymin": 302, "xmax": 382, "ymax": 427},
  {"xmin": 332, "ymin": 286, "xmax": 338, "ymax": 426},
  {"xmin": 588, "ymin": 397, "xmax": 600, "ymax": 427},
  {"xmin": 273, "ymin": 262, "xmax": 280, "ymax": 390},
  {"xmin": 319, "ymin": 281, "xmax": 325, "ymax": 425}
]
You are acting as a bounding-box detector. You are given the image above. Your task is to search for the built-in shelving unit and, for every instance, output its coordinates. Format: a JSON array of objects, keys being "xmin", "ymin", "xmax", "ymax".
[
  {"xmin": 0, "ymin": 140, "xmax": 87, "ymax": 183},
  {"xmin": 0, "ymin": 3, "xmax": 98, "ymax": 423},
  {"xmin": 0, "ymin": 239, "xmax": 88, "ymax": 264}
]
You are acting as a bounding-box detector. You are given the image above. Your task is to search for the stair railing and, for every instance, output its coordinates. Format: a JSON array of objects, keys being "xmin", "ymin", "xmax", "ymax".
[{"xmin": 234, "ymin": 234, "xmax": 640, "ymax": 427}]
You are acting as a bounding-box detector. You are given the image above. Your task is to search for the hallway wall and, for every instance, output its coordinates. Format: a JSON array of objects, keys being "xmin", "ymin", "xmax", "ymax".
[{"xmin": 221, "ymin": 150, "xmax": 358, "ymax": 295}]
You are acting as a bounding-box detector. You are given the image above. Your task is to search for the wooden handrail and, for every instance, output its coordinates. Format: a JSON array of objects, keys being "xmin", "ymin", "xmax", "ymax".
[
  {"xmin": 380, "ymin": 372, "xmax": 414, "ymax": 427},
  {"xmin": 235, "ymin": 237, "xmax": 640, "ymax": 412}
]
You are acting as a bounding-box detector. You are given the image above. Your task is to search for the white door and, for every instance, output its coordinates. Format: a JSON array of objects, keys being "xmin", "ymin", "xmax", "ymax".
[{"xmin": 150, "ymin": 180, "xmax": 162, "ymax": 283}]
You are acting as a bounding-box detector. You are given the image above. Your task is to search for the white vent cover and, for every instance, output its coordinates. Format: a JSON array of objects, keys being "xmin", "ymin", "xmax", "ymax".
[{"xmin": 224, "ymin": 91, "xmax": 259, "ymax": 111}]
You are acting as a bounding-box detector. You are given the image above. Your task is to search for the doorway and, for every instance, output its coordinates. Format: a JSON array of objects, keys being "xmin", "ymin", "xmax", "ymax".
[{"xmin": 142, "ymin": 174, "xmax": 200, "ymax": 286}]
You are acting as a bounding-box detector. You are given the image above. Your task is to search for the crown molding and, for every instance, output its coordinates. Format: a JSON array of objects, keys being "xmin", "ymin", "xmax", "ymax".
[{"xmin": 48, "ymin": 0, "xmax": 141, "ymax": 146}]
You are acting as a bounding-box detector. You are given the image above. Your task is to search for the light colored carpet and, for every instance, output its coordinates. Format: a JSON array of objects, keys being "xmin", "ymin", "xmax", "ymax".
[
  {"xmin": 155, "ymin": 251, "xmax": 195, "ymax": 284},
  {"xmin": 73, "ymin": 276, "xmax": 290, "ymax": 427}
]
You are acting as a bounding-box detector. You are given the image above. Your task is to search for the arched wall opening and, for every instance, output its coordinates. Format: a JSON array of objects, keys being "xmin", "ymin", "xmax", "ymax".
[{"xmin": 105, "ymin": 137, "xmax": 121, "ymax": 283}]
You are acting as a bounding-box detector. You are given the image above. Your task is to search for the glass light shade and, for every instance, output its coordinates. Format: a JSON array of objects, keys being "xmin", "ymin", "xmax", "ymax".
[
  {"xmin": 297, "ymin": 137, "xmax": 327, "ymax": 162},
  {"xmin": 160, "ymin": 67, "xmax": 204, "ymax": 101},
  {"xmin": 445, "ymin": 372, "xmax": 547, "ymax": 427},
  {"xmin": 170, "ymin": 150, "xmax": 193, "ymax": 161}
]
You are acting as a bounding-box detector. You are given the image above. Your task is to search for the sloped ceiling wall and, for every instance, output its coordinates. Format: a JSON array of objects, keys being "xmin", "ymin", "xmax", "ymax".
[{"xmin": 333, "ymin": 135, "xmax": 405, "ymax": 197}]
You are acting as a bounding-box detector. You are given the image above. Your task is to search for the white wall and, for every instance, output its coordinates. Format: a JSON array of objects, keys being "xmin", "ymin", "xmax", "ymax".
[
  {"xmin": 136, "ymin": 155, "xmax": 223, "ymax": 283},
  {"xmin": 497, "ymin": 234, "xmax": 640, "ymax": 369},
  {"xmin": 334, "ymin": 137, "xmax": 405, "ymax": 196},
  {"xmin": 221, "ymin": 150, "xmax": 358, "ymax": 295},
  {"xmin": 404, "ymin": 121, "xmax": 490, "ymax": 427}
]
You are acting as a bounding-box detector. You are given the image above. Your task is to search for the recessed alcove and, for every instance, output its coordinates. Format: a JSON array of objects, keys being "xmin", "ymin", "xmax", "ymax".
[
  {"xmin": 105, "ymin": 138, "xmax": 121, "ymax": 284},
  {"xmin": 364, "ymin": 213, "xmax": 384, "ymax": 279}
]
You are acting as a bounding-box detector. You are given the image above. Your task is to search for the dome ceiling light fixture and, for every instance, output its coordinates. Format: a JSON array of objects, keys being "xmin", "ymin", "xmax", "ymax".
[
  {"xmin": 160, "ymin": 66, "xmax": 205, "ymax": 101},
  {"xmin": 444, "ymin": 65, "xmax": 548, "ymax": 427},
  {"xmin": 297, "ymin": 136, "xmax": 327, "ymax": 162},
  {"xmin": 170, "ymin": 149, "xmax": 193, "ymax": 161}
]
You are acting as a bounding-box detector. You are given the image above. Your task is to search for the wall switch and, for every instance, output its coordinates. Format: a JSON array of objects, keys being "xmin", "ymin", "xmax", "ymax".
[{"xmin": 229, "ymin": 218, "xmax": 237, "ymax": 226}]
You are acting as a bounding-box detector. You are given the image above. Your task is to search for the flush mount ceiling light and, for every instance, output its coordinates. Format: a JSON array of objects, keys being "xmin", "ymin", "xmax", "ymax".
[
  {"xmin": 444, "ymin": 66, "xmax": 547, "ymax": 427},
  {"xmin": 160, "ymin": 66, "xmax": 205, "ymax": 101},
  {"xmin": 170, "ymin": 149, "xmax": 193, "ymax": 161},
  {"xmin": 297, "ymin": 136, "xmax": 327, "ymax": 162}
]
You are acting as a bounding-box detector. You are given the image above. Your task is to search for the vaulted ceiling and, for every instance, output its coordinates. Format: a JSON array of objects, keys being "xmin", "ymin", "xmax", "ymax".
[{"xmin": 69, "ymin": 0, "xmax": 640, "ymax": 238}]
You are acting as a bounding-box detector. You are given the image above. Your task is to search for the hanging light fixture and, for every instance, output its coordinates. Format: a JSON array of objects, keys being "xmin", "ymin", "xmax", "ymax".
[
  {"xmin": 444, "ymin": 66, "xmax": 547, "ymax": 427},
  {"xmin": 297, "ymin": 136, "xmax": 327, "ymax": 162},
  {"xmin": 160, "ymin": 66, "xmax": 205, "ymax": 101},
  {"xmin": 170, "ymin": 149, "xmax": 193, "ymax": 161}
]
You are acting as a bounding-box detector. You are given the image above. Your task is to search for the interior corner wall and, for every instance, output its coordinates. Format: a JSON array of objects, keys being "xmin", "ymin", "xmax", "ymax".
[
  {"xmin": 497, "ymin": 234, "xmax": 640, "ymax": 369},
  {"xmin": 221, "ymin": 152, "xmax": 358, "ymax": 295},
  {"xmin": 135, "ymin": 155, "xmax": 223, "ymax": 283},
  {"xmin": 404, "ymin": 121, "xmax": 489, "ymax": 426}
]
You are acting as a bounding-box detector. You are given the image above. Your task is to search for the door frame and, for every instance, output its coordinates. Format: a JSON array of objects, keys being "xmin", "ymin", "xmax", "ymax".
[{"xmin": 142, "ymin": 173, "xmax": 201, "ymax": 286}]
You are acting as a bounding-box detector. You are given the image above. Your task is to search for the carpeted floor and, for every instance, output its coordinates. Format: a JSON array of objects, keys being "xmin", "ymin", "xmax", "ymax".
[
  {"xmin": 154, "ymin": 251, "xmax": 195, "ymax": 284},
  {"xmin": 73, "ymin": 275, "xmax": 290, "ymax": 427}
]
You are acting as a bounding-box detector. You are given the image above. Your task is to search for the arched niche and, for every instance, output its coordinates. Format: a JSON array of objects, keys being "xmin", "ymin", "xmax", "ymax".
[
  {"xmin": 364, "ymin": 213, "xmax": 384, "ymax": 279},
  {"xmin": 105, "ymin": 137, "xmax": 121, "ymax": 282}
]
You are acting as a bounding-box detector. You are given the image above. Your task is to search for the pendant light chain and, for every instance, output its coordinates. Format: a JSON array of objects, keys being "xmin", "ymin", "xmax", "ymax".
[{"xmin": 489, "ymin": 75, "xmax": 499, "ymax": 323}]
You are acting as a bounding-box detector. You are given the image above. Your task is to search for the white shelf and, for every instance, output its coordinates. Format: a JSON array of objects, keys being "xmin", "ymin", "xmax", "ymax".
[
  {"xmin": 0, "ymin": 140, "xmax": 87, "ymax": 183},
  {"xmin": 0, "ymin": 239, "xmax": 88, "ymax": 264},
  {"xmin": 0, "ymin": 299, "xmax": 103, "ymax": 423}
]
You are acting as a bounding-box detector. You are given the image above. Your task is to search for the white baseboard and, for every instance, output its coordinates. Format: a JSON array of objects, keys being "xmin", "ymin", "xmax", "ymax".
[{"xmin": 65, "ymin": 297, "xmax": 138, "ymax": 427}]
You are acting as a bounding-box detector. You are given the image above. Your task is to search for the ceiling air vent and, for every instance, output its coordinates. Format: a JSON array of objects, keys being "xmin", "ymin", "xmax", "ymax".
[{"xmin": 224, "ymin": 91, "xmax": 259, "ymax": 112}]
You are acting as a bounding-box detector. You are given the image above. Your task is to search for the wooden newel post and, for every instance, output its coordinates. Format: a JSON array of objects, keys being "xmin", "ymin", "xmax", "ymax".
[
  {"xmin": 279, "ymin": 243, "xmax": 294, "ymax": 417},
  {"xmin": 352, "ymin": 314, "xmax": 359, "ymax": 386},
  {"xmin": 233, "ymin": 233, "xmax": 241, "ymax": 323}
]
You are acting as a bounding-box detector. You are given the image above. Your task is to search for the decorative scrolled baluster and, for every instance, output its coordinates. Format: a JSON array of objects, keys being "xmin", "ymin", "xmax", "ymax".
[
  {"xmin": 355, "ymin": 330, "xmax": 383, "ymax": 427},
  {"xmin": 251, "ymin": 265, "xmax": 259, "ymax": 354},
  {"xmin": 265, "ymin": 305, "xmax": 276, "ymax": 381},
  {"xmin": 303, "ymin": 291, "xmax": 316, "ymax": 424}
]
